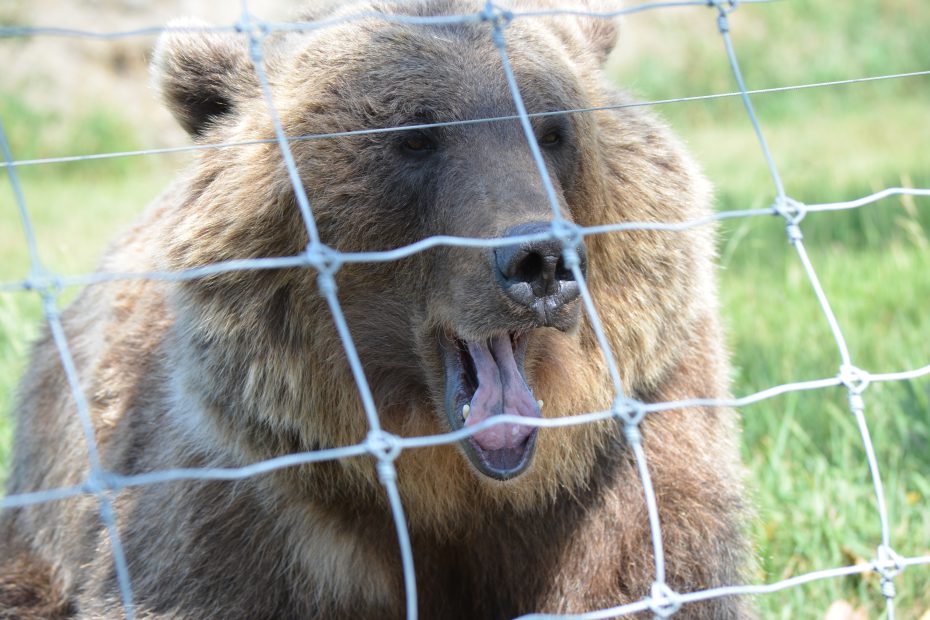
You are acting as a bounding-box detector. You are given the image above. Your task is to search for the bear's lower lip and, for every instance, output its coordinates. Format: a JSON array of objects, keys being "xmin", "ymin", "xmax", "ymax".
[{"xmin": 439, "ymin": 330, "xmax": 541, "ymax": 480}]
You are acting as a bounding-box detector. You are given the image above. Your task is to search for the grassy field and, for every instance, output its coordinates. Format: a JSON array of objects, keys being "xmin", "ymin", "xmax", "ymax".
[
  {"xmin": 2, "ymin": 1, "xmax": 930, "ymax": 618},
  {"xmin": 608, "ymin": 2, "xmax": 930, "ymax": 617}
]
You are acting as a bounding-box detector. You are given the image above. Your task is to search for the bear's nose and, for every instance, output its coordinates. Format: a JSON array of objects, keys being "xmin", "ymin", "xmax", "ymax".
[{"xmin": 493, "ymin": 221, "xmax": 587, "ymax": 310}]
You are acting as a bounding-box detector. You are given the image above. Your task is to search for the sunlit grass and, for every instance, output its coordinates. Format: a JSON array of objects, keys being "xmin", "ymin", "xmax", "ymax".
[
  {"xmin": 722, "ymin": 239, "xmax": 930, "ymax": 617},
  {"xmin": 0, "ymin": 88, "xmax": 182, "ymax": 481},
  {"xmin": 608, "ymin": 4, "xmax": 930, "ymax": 616},
  {"xmin": 608, "ymin": 2, "xmax": 930, "ymax": 614}
]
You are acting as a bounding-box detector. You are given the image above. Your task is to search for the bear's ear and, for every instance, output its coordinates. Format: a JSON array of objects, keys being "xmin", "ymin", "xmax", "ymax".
[
  {"xmin": 533, "ymin": 0, "xmax": 620, "ymax": 65},
  {"xmin": 152, "ymin": 19, "xmax": 257, "ymax": 138},
  {"xmin": 580, "ymin": 12, "xmax": 620, "ymax": 64}
]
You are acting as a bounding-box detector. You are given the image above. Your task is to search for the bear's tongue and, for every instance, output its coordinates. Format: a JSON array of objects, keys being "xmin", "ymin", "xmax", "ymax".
[{"xmin": 463, "ymin": 335, "xmax": 539, "ymax": 452}]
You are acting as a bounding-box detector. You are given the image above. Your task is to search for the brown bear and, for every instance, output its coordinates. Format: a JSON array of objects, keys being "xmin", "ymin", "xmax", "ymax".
[{"xmin": 1, "ymin": 0, "xmax": 750, "ymax": 618}]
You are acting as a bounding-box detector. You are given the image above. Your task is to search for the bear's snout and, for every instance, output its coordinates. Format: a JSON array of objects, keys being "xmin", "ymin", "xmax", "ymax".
[{"xmin": 493, "ymin": 221, "xmax": 586, "ymax": 329}]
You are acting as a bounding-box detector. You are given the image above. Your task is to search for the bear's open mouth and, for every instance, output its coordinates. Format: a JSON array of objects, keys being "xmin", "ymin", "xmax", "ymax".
[{"xmin": 440, "ymin": 331, "xmax": 541, "ymax": 480}]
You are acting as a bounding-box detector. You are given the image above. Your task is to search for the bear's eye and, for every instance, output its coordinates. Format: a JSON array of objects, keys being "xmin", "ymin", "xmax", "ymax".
[
  {"xmin": 538, "ymin": 130, "xmax": 562, "ymax": 147},
  {"xmin": 400, "ymin": 132, "xmax": 436, "ymax": 155}
]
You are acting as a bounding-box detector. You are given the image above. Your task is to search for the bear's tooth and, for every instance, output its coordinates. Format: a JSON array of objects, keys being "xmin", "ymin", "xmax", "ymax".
[
  {"xmin": 462, "ymin": 404, "xmax": 470, "ymax": 421},
  {"xmin": 537, "ymin": 399, "xmax": 544, "ymax": 409}
]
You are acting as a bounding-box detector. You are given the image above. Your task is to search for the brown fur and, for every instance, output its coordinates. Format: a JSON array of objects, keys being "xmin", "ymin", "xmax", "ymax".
[
  {"xmin": 0, "ymin": 552, "xmax": 72, "ymax": 619},
  {"xmin": 1, "ymin": 1, "xmax": 751, "ymax": 617}
]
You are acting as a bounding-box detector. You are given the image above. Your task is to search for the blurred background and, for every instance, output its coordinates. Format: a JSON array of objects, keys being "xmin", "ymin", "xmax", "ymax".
[{"xmin": 1, "ymin": 1, "xmax": 928, "ymax": 618}]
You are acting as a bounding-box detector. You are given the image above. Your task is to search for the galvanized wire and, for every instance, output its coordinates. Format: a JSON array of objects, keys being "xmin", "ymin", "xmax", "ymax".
[{"xmin": 0, "ymin": 2, "xmax": 928, "ymax": 619}]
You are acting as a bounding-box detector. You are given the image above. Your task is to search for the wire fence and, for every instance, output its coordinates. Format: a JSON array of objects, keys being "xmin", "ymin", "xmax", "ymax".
[{"xmin": 1, "ymin": 1, "xmax": 928, "ymax": 619}]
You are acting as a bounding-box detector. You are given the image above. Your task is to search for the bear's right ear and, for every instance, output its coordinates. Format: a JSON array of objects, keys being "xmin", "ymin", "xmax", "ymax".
[
  {"xmin": 152, "ymin": 19, "xmax": 257, "ymax": 138},
  {"xmin": 526, "ymin": 0, "xmax": 620, "ymax": 66},
  {"xmin": 578, "ymin": 11, "xmax": 619, "ymax": 65}
]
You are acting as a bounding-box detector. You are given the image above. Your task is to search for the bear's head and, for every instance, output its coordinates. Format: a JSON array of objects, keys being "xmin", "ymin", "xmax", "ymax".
[{"xmin": 152, "ymin": 0, "xmax": 715, "ymax": 525}]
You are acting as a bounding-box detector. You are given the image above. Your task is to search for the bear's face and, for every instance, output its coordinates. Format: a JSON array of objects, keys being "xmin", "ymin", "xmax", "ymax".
[
  {"xmin": 282, "ymin": 15, "xmax": 599, "ymax": 479},
  {"xmin": 154, "ymin": 1, "xmax": 701, "ymax": 496}
]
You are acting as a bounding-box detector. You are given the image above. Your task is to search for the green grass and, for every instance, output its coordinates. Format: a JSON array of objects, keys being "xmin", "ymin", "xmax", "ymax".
[
  {"xmin": 2, "ymin": 1, "xmax": 930, "ymax": 617},
  {"xmin": 723, "ymin": 241, "xmax": 930, "ymax": 618},
  {"xmin": 696, "ymin": 107, "xmax": 930, "ymax": 615}
]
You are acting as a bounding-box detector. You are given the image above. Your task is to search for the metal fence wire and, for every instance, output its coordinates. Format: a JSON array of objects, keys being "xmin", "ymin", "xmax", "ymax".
[{"xmin": 1, "ymin": 1, "xmax": 929, "ymax": 619}]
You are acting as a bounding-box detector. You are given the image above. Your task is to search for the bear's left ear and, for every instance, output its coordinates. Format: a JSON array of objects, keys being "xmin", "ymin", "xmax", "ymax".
[{"xmin": 151, "ymin": 19, "xmax": 258, "ymax": 138}]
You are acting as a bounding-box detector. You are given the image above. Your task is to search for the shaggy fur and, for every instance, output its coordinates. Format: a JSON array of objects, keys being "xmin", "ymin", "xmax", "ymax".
[{"xmin": 1, "ymin": 1, "xmax": 751, "ymax": 617}]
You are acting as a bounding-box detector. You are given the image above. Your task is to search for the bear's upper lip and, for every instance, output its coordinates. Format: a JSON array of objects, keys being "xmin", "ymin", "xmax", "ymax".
[{"xmin": 439, "ymin": 330, "xmax": 540, "ymax": 480}]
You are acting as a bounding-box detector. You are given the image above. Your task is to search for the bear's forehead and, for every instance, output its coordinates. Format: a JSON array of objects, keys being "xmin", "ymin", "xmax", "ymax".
[{"xmin": 294, "ymin": 19, "xmax": 583, "ymax": 123}]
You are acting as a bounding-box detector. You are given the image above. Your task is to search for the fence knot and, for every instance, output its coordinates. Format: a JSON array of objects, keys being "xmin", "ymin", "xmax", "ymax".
[
  {"xmin": 839, "ymin": 364, "xmax": 871, "ymax": 397},
  {"xmin": 235, "ymin": 12, "xmax": 267, "ymax": 41},
  {"xmin": 482, "ymin": 1, "xmax": 513, "ymax": 49},
  {"xmin": 550, "ymin": 220, "xmax": 583, "ymax": 269},
  {"xmin": 550, "ymin": 219, "xmax": 581, "ymax": 246},
  {"xmin": 366, "ymin": 430, "xmax": 403, "ymax": 465},
  {"xmin": 82, "ymin": 470, "xmax": 117, "ymax": 495},
  {"xmin": 708, "ymin": 0, "xmax": 738, "ymax": 33},
  {"xmin": 305, "ymin": 243, "xmax": 343, "ymax": 295},
  {"xmin": 480, "ymin": 2, "xmax": 513, "ymax": 29},
  {"xmin": 773, "ymin": 196, "xmax": 807, "ymax": 226},
  {"xmin": 25, "ymin": 272, "xmax": 63, "ymax": 297},
  {"xmin": 304, "ymin": 242, "xmax": 342, "ymax": 272},
  {"xmin": 874, "ymin": 544, "xmax": 905, "ymax": 587},
  {"xmin": 612, "ymin": 396, "xmax": 646, "ymax": 444},
  {"xmin": 367, "ymin": 430, "xmax": 403, "ymax": 485},
  {"xmin": 648, "ymin": 581, "xmax": 682, "ymax": 619}
]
